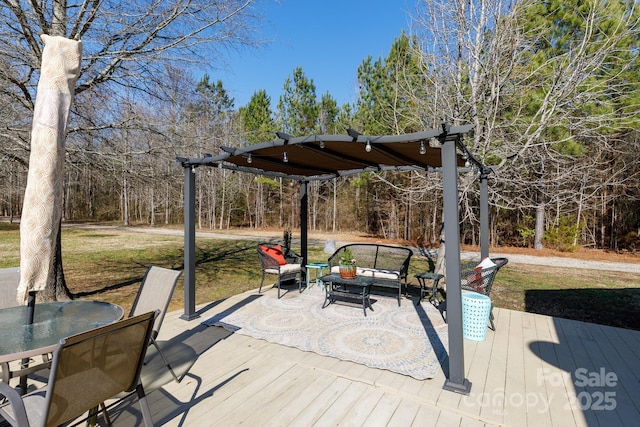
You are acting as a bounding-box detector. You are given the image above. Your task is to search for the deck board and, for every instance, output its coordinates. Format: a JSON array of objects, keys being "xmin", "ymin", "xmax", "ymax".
[
  {"xmin": 264, "ymin": 374, "xmax": 337, "ymax": 426},
  {"xmin": 474, "ymin": 306, "xmax": 509, "ymax": 424},
  {"xmin": 571, "ymin": 321, "xmax": 639, "ymax": 427},
  {"xmin": 502, "ymin": 308, "xmax": 527, "ymax": 427},
  {"xmin": 313, "ymin": 381, "xmax": 369, "ymax": 426},
  {"xmin": 362, "ymin": 393, "xmax": 403, "ymax": 427},
  {"xmin": 8, "ymin": 286, "xmax": 640, "ymax": 427},
  {"xmin": 288, "ymin": 376, "xmax": 353, "ymax": 426}
]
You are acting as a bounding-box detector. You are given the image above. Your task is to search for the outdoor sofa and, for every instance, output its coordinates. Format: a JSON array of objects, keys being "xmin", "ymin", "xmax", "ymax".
[{"xmin": 327, "ymin": 243, "xmax": 413, "ymax": 306}]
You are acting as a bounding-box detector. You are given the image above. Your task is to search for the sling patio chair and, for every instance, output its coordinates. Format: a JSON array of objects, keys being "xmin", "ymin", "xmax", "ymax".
[
  {"xmin": 0, "ymin": 311, "xmax": 157, "ymax": 427},
  {"xmin": 257, "ymin": 243, "xmax": 302, "ymax": 298},
  {"xmin": 129, "ymin": 266, "xmax": 183, "ymax": 382}
]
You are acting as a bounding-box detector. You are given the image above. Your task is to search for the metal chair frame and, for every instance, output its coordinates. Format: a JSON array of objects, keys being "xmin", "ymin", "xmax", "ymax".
[
  {"xmin": 129, "ymin": 266, "xmax": 182, "ymax": 382},
  {"xmin": 0, "ymin": 312, "xmax": 157, "ymax": 427},
  {"xmin": 257, "ymin": 243, "xmax": 302, "ymax": 298},
  {"xmin": 459, "ymin": 257, "xmax": 509, "ymax": 330}
]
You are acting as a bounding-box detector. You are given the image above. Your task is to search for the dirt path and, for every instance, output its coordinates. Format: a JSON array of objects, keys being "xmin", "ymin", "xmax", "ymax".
[
  {"xmin": 482, "ymin": 251, "xmax": 640, "ymax": 273},
  {"xmin": 93, "ymin": 225, "xmax": 640, "ymax": 274}
]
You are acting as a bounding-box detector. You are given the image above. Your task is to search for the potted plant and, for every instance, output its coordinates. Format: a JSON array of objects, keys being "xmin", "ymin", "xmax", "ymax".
[{"xmin": 339, "ymin": 248, "xmax": 357, "ymax": 279}]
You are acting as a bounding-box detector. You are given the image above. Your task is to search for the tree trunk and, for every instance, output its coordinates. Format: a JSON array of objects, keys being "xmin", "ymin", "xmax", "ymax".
[
  {"xmin": 435, "ymin": 223, "xmax": 446, "ymax": 284},
  {"xmin": 149, "ymin": 186, "xmax": 155, "ymax": 226},
  {"xmin": 279, "ymin": 177, "xmax": 284, "ymax": 228},
  {"xmin": 219, "ymin": 169, "xmax": 226, "ymax": 229},
  {"xmin": 534, "ymin": 189, "xmax": 545, "ymax": 249},
  {"xmin": 165, "ymin": 180, "xmax": 170, "ymax": 225},
  {"xmin": 122, "ymin": 175, "xmax": 129, "ymax": 226},
  {"xmin": 197, "ymin": 180, "xmax": 202, "ymax": 229},
  {"xmin": 39, "ymin": 220, "xmax": 72, "ymax": 302},
  {"xmin": 332, "ymin": 179, "xmax": 337, "ymax": 232}
]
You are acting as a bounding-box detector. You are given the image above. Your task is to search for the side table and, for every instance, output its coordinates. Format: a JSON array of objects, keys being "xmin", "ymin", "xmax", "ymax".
[
  {"xmin": 305, "ymin": 262, "xmax": 330, "ymax": 289},
  {"xmin": 415, "ymin": 272, "xmax": 444, "ymax": 304}
]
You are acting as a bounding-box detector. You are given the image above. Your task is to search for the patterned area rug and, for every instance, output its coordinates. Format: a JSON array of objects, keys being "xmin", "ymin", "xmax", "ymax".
[{"xmin": 202, "ymin": 287, "xmax": 449, "ymax": 380}]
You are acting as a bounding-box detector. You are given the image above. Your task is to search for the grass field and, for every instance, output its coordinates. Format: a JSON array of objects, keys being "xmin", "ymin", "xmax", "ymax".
[{"xmin": 2, "ymin": 222, "xmax": 639, "ymax": 330}]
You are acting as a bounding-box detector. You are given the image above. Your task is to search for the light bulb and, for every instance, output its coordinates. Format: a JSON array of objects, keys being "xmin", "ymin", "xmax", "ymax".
[
  {"xmin": 247, "ymin": 154, "xmax": 252, "ymax": 164},
  {"xmin": 419, "ymin": 141, "xmax": 426, "ymax": 155},
  {"xmin": 365, "ymin": 140, "xmax": 372, "ymax": 152},
  {"xmin": 283, "ymin": 152, "xmax": 288, "ymax": 163},
  {"xmin": 319, "ymin": 140, "xmax": 325, "ymax": 148}
]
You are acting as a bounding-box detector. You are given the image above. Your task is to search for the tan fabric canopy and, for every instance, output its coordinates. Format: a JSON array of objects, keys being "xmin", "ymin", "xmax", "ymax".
[{"xmin": 179, "ymin": 125, "xmax": 476, "ymax": 181}]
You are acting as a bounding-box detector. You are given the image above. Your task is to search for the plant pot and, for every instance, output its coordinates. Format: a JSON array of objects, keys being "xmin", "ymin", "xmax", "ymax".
[{"xmin": 339, "ymin": 265, "xmax": 357, "ymax": 279}]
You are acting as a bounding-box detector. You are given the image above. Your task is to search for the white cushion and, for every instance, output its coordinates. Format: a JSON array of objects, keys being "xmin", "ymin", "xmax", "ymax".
[
  {"xmin": 357, "ymin": 267, "xmax": 400, "ymax": 280},
  {"xmin": 329, "ymin": 266, "xmax": 399, "ymax": 280},
  {"xmin": 265, "ymin": 263, "xmax": 301, "ymax": 275}
]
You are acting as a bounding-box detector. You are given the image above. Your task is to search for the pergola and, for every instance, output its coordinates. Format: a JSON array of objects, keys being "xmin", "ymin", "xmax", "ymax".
[{"xmin": 177, "ymin": 123, "xmax": 492, "ymax": 395}]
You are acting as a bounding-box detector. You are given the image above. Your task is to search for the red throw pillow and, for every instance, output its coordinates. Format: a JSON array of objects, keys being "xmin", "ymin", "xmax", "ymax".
[
  {"xmin": 260, "ymin": 244, "xmax": 287, "ymax": 265},
  {"xmin": 467, "ymin": 271, "xmax": 484, "ymax": 292},
  {"xmin": 468, "ymin": 258, "xmax": 496, "ymax": 292}
]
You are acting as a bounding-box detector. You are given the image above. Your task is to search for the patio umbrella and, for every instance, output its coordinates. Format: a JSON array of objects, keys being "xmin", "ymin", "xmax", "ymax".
[{"xmin": 17, "ymin": 35, "xmax": 82, "ymax": 305}]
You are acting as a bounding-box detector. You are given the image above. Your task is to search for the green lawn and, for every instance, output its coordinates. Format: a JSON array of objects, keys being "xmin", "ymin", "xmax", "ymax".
[{"xmin": 2, "ymin": 222, "xmax": 639, "ymax": 330}]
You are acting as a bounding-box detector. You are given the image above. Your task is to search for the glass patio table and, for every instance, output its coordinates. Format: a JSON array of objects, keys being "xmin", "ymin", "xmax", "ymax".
[{"xmin": 0, "ymin": 300, "xmax": 124, "ymax": 387}]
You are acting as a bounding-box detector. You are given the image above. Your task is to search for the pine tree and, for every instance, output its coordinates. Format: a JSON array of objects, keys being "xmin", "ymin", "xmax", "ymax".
[{"xmin": 240, "ymin": 90, "xmax": 276, "ymax": 144}]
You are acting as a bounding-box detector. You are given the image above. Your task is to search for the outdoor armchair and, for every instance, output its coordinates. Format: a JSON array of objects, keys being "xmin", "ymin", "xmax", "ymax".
[
  {"xmin": 0, "ymin": 311, "xmax": 157, "ymax": 427},
  {"xmin": 257, "ymin": 243, "xmax": 302, "ymax": 298},
  {"xmin": 459, "ymin": 257, "xmax": 509, "ymax": 330}
]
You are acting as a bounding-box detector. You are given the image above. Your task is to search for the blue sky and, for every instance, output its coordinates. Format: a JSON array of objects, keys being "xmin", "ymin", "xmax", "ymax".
[{"xmin": 212, "ymin": 0, "xmax": 413, "ymax": 109}]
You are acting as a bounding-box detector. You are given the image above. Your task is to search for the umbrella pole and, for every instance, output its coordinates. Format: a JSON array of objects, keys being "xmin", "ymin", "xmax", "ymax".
[
  {"xmin": 18, "ymin": 291, "xmax": 37, "ymax": 394},
  {"xmin": 25, "ymin": 291, "xmax": 36, "ymax": 323}
]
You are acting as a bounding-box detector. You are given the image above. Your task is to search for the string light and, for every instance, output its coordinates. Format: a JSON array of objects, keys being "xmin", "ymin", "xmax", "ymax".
[
  {"xmin": 419, "ymin": 141, "xmax": 426, "ymax": 155},
  {"xmin": 319, "ymin": 140, "xmax": 325, "ymax": 149},
  {"xmin": 283, "ymin": 152, "xmax": 288, "ymax": 163},
  {"xmin": 247, "ymin": 153, "xmax": 252, "ymax": 164},
  {"xmin": 365, "ymin": 140, "xmax": 372, "ymax": 152}
]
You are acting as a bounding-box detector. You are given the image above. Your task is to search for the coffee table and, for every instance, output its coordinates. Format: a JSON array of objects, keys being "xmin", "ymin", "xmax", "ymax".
[{"xmin": 319, "ymin": 273, "xmax": 374, "ymax": 316}]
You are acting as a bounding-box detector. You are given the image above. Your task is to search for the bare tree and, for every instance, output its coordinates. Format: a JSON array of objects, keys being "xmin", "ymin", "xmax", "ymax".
[
  {"xmin": 0, "ymin": 0, "xmax": 269, "ymax": 300},
  {"xmin": 411, "ymin": 0, "xmax": 639, "ymax": 250}
]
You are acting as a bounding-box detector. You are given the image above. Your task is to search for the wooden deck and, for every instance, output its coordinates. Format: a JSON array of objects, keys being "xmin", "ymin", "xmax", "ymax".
[{"xmin": 31, "ymin": 287, "xmax": 640, "ymax": 426}]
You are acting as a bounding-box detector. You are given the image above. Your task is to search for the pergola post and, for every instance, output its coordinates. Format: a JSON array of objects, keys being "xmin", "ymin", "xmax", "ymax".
[
  {"xmin": 300, "ymin": 180, "xmax": 309, "ymax": 272},
  {"xmin": 480, "ymin": 169, "xmax": 489, "ymax": 259},
  {"xmin": 441, "ymin": 137, "xmax": 471, "ymax": 395},
  {"xmin": 181, "ymin": 165, "xmax": 198, "ymax": 321}
]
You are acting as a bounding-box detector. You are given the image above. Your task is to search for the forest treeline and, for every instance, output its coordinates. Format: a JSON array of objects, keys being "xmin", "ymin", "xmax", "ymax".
[{"xmin": 1, "ymin": 0, "xmax": 639, "ymax": 252}]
